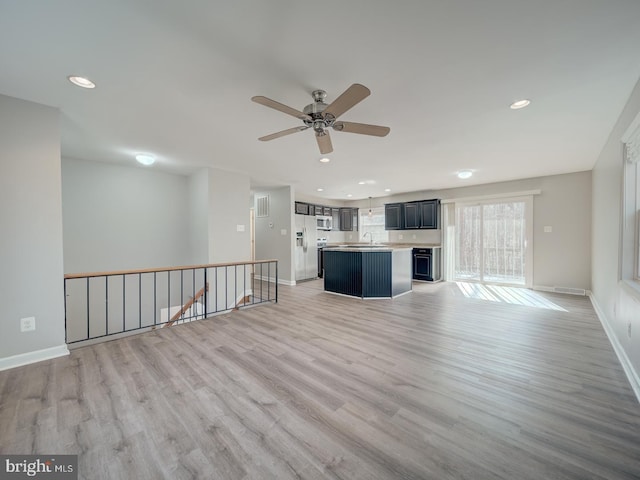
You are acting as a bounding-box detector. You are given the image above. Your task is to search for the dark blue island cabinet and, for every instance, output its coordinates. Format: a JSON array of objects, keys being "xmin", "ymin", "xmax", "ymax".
[{"xmin": 323, "ymin": 247, "xmax": 413, "ymax": 298}]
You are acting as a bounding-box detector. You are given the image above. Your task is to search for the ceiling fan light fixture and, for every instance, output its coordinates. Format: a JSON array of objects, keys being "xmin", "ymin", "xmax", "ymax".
[
  {"xmin": 457, "ymin": 170, "xmax": 473, "ymax": 179},
  {"xmin": 68, "ymin": 75, "xmax": 96, "ymax": 89},
  {"xmin": 510, "ymin": 99, "xmax": 531, "ymax": 110}
]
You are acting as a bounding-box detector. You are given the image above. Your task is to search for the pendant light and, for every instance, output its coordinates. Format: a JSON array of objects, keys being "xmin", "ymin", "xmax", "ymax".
[{"xmin": 368, "ymin": 196, "xmax": 373, "ymax": 216}]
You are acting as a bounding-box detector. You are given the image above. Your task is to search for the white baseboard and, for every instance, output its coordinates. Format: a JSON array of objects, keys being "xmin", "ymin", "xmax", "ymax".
[
  {"xmin": 589, "ymin": 294, "xmax": 640, "ymax": 403},
  {"xmin": 533, "ymin": 285, "xmax": 588, "ymax": 296},
  {"xmin": 254, "ymin": 274, "xmax": 294, "ymax": 286},
  {"xmin": 0, "ymin": 344, "xmax": 69, "ymax": 372}
]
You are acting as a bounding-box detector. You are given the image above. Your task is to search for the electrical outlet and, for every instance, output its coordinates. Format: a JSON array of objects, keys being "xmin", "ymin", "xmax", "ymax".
[
  {"xmin": 20, "ymin": 316, "xmax": 36, "ymax": 332},
  {"xmin": 399, "ymin": 234, "xmax": 404, "ymax": 240}
]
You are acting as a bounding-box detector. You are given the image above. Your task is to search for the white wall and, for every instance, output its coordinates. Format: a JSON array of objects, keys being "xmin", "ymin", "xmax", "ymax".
[
  {"xmin": 62, "ymin": 158, "xmax": 193, "ymax": 273},
  {"xmin": 207, "ymin": 169, "xmax": 251, "ymax": 263},
  {"xmin": 592, "ymin": 77, "xmax": 640, "ymax": 397},
  {"xmin": 254, "ymin": 186, "xmax": 295, "ymax": 284},
  {"xmin": 188, "ymin": 169, "xmax": 209, "ymax": 264},
  {"xmin": 0, "ymin": 95, "xmax": 67, "ymax": 365}
]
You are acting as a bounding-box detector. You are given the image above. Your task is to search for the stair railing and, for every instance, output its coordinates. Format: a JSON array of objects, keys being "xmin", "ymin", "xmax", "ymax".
[{"xmin": 63, "ymin": 259, "xmax": 277, "ymax": 346}]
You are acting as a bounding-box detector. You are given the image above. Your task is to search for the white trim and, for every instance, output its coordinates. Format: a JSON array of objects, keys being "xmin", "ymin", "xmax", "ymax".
[
  {"xmin": 255, "ymin": 274, "xmax": 294, "ymax": 286},
  {"xmin": 440, "ymin": 189, "xmax": 541, "ymax": 204},
  {"xmin": 589, "ymin": 293, "xmax": 640, "ymax": 404},
  {"xmin": 0, "ymin": 344, "xmax": 69, "ymax": 371}
]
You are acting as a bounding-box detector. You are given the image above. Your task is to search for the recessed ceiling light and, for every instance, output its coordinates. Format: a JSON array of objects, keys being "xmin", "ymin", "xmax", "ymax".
[
  {"xmin": 457, "ymin": 170, "xmax": 473, "ymax": 179},
  {"xmin": 317, "ymin": 188, "xmax": 324, "ymax": 192},
  {"xmin": 136, "ymin": 154, "xmax": 156, "ymax": 166},
  {"xmin": 319, "ymin": 157, "xmax": 331, "ymax": 163},
  {"xmin": 510, "ymin": 99, "xmax": 530, "ymax": 110},
  {"xmin": 68, "ymin": 75, "xmax": 96, "ymax": 89},
  {"xmin": 358, "ymin": 181, "xmax": 366, "ymax": 185},
  {"xmin": 347, "ymin": 194, "xmax": 353, "ymax": 198},
  {"xmin": 384, "ymin": 188, "xmax": 391, "ymax": 192}
]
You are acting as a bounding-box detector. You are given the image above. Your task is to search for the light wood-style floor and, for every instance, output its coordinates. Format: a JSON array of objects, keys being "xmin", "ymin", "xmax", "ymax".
[{"xmin": 1, "ymin": 280, "xmax": 639, "ymax": 479}]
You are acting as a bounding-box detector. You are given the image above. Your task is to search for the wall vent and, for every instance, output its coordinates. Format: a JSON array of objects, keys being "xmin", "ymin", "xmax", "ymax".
[{"xmin": 256, "ymin": 195, "xmax": 269, "ymax": 218}]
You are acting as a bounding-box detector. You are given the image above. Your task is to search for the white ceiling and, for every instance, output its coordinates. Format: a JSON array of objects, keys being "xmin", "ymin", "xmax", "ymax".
[{"xmin": 2, "ymin": 0, "xmax": 640, "ymax": 200}]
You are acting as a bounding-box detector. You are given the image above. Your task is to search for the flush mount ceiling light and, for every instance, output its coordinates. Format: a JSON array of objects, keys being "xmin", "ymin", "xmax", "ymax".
[
  {"xmin": 317, "ymin": 188, "xmax": 324, "ymax": 192},
  {"xmin": 457, "ymin": 170, "xmax": 473, "ymax": 179},
  {"xmin": 358, "ymin": 181, "xmax": 366, "ymax": 185},
  {"xmin": 510, "ymin": 99, "xmax": 531, "ymax": 110},
  {"xmin": 67, "ymin": 75, "xmax": 96, "ymax": 89},
  {"xmin": 346, "ymin": 194, "xmax": 353, "ymax": 198},
  {"xmin": 319, "ymin": 157, "xmax": 331, "ymax": 163},
  {"xmin": 135, "ymin": 154, "xmax": 156, "ymax": 166},
  {"xmin": 384, "ymin": 188, "xmax": 391, "ymax": 192}
]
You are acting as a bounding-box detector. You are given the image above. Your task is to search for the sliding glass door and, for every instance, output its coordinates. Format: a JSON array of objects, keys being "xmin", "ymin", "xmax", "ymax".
[{"xmin": 455, "ymin": 198, "xmax": 532, "ymax": 286}]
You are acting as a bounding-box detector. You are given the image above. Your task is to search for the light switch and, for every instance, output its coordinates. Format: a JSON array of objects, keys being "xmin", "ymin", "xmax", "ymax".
[
  {"xmin": 544, "ymin": 226, "xmax": 552, "ymax": 233},
  {"xmin": 280, "ymin": 229, "xmax": 287, "ymax": 236},
  {"xmin": 236, "ymin": 224, "xmax": 245, "ymax": 232}
]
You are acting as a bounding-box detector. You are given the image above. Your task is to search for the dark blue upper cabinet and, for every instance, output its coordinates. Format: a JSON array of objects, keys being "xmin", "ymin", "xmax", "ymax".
[
  {"xmin": 386, "ymin": 199, "xmax": 440, "ymax": 230},
  {"xmin": 385, "ymin": 203, "xmax": 404, "ymax": 230},
  {"xmin": 404, "ymin": 202, "xmax": 421, "ymax": 229},
  {"xmin": 419, "ymin": 199, "xmax": 440, "ymax": 229}
]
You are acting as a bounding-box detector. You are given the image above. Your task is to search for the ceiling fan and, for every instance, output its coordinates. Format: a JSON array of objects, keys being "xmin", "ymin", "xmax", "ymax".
[{"xmin": 251, "ymin": 83, "xmax": 390, "ymax": 154}]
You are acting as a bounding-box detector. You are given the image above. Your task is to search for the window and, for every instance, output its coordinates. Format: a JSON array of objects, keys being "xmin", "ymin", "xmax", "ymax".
[{"xmin": 359, "ymin": 206, "xmax": 388, "ymax": 243}]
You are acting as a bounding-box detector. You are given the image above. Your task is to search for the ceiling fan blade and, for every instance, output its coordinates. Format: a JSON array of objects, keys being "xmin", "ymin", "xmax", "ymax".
[
  {"xmin": 252, "ymin": 96, "xmax": 311, "ymax": 121},
  {"xmin": 323, "ymin": 83, "xmax": 371, "ymax": 120},
  {"xmin": 258, "ymin": 126, "xmax": 309, "ymax": 141},
  {"xmin": 333, "ymin": 121, "xmax": 390, "ymax": 137},
  {"xmin": 316, "ymin": 131, "xmax": 333, "ymax": 154}
]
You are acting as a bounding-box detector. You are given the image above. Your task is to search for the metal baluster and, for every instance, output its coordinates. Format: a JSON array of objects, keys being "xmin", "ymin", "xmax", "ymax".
[
  {"xmin": 138, "ymin": 273, "xmax": 142, "ymax": 329},
  {"xmin": 225, "ymin": 266, "xmax": 228, "ymax": 311},
  {"xmin": 105, "ymin": 276, "xmax": 109, "ymax": 336},
  {"xmin": 153, "ymin": 272, "xmax": 157, "ymax": 326},
  {"xmin": 204, "ymin": 268, "xmax": 208, "ymax": 317},
  {"xmin": 122, "ymin": 274, "xmax": 126, "ymax": 332}
]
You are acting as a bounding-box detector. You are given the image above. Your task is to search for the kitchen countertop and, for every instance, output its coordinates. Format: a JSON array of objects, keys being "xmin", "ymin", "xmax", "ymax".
[
  {"xmin": 325, "ymin": 242, "xmax": 441, "ymax": 249},
  {"xmin": 323, "ymin": 245, "xmax": 411, "ymax": 252}
]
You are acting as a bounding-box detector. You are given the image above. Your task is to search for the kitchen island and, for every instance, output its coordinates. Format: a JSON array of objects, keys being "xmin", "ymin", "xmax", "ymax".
[{"xmin": 323, "ymin": 246, "xmax": 412, "ymax": 298}]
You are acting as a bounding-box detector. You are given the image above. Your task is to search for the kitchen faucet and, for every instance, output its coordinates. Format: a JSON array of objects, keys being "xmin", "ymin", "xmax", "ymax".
[{"xmin": 363, "ymin": 231, "xmax": 373, "ymax": 245}]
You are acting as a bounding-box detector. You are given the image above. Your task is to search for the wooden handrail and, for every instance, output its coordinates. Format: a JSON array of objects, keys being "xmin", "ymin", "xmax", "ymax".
[
  {"xmin": 64, "ymin": 259, "xmax": 278, "ymax": 280},
  {"xmin": 165, "ymin": 283, "xmax": 209, "ymax": 328}
]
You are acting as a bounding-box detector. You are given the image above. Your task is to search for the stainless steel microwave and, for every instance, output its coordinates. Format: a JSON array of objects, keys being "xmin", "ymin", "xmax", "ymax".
[{"xmin": 316, "ymin": 216, "xmax": 332, "ymax": 230}]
